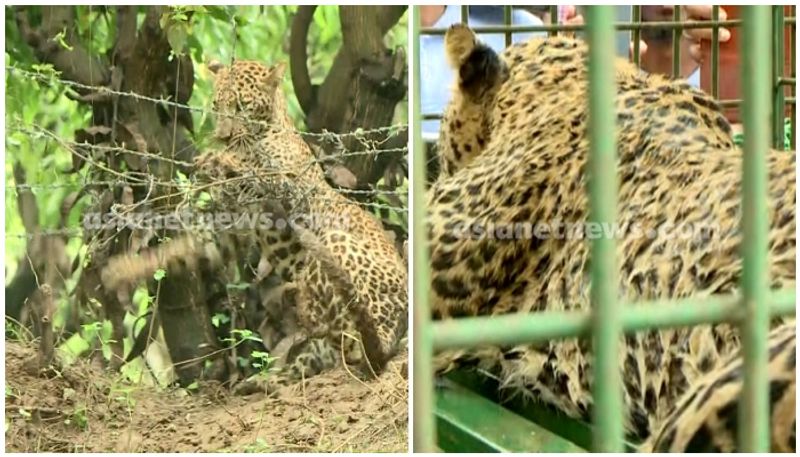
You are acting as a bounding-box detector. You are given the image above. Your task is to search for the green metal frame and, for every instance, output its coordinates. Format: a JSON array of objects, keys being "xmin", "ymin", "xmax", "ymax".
[{"xmin": 413, "ymin": 5, "xmax": 797, "ymax": 452}]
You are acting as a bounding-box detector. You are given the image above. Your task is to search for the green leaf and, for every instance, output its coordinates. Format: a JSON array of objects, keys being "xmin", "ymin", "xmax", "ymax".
[
  {"xmin": 30, "ymin": 63, "xmax": 61, "ymax": 77},
  {"xmin": 153, "ymin": 269, "xmax": 166, "ymax": 281},
  {"xmin": 166, "ymin": 25, "xmax": 188, "ymax": 54},
  {"xmin": 211, "ymin": 313, "xmax": 230, "ymax": 328},
  {"xmin": 51, "ymin": 28, "xmax": 74, "ymax": 51},
  {"xmin": 205, "ymin": 6, "xmax": 232, "ymax": 22},
  {"xmin": 231, "ymin": 328, "xmax": 262, "ymax": 343}
]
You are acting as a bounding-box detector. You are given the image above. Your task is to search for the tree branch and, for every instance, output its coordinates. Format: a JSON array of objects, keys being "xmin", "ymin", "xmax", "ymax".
[
  {"xmin": 289, "ymin": 5, "xmax": 316, "ymax": 115},
  {"xmin": 14, "ymin": 6, "xmax": 110, "ymax": 86}
]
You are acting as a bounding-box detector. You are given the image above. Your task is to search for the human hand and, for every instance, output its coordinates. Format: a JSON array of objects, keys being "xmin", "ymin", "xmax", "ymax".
[
  {"xmin": 420, "ymin": 6, "xmax": 446, "ymax": 27},
  {"xmin": 559, "ymin": 5, "xmax": 584, "ymax": 27},
  {"xmin": 681, "ymin": 5, "xmax": 731, "ymax": 64}
]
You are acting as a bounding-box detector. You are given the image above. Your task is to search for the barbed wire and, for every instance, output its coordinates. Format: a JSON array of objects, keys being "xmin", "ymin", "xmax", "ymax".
[
  {"xmin": 5, "ymin": 180, "xmax": 407, "ymax": 197},
  {"xmin": 7, "ymin": 181, "xmax": 149, "ymax": 191},
  {"xmin": 6, "ymin": 62, "xmax": 409, "ymax": 244},
  {"xmin": 8, "ymin": 120, "xmax": 407, "ymax": 176},
  {"xmin": 5, "ymin": 229, "xmax": 85, "ymax": 240},
  {"xmin": 11, "ymin": 125, "xmax": 197, "ymax": 168},
  {"xmin": 6, "ymin": 66, "xmax": 408, "ymax": 142}
]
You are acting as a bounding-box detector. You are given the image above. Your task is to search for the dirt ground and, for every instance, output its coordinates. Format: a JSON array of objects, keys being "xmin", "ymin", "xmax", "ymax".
[{"xmin": 4, "ymin": 341, "xmax": 408, "ymax": 452}]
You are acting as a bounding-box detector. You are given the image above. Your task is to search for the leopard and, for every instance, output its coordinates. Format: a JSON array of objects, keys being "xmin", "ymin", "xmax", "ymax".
[
  {"xmin": 103, "ymin": 59, "xmax": 407, "ymax": 386},
  {"xmin": 197, "ymin": 59, "xmax": 407, "ymax": 382},
  {"xmin": 426, "ymin": 23, "xmax": 796, "ymax": 451}
]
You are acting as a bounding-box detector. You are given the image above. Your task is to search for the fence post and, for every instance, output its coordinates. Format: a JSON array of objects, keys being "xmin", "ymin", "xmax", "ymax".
[
  {"xmin": 412, "ymin": 5, "xmax": 436, "ymax": 452},
  {"xmin": 739, "ymin": 5, "xmax": 771, "ymax": 452},
  {"xmin": 585, "ymin": 5, "xmax": 623, "ymax": 452}
]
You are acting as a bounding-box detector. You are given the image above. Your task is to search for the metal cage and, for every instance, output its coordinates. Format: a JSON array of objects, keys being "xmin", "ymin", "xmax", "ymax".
[{"xmin": 412, "ymin": 5, "xmax": 797, "ymax": 452}]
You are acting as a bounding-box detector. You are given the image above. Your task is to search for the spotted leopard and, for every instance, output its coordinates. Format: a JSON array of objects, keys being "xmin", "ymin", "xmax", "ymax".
[
  {"xmin": 427, "ymin": 24, "xmax": 795, "ymax": 450},
  {"xmin": 198, "ymin": 60, "xmax": 407, "ymax": 380},
  {"xmin": 104, "ymin": 59, "xmax": 407, "ymax": 384}
]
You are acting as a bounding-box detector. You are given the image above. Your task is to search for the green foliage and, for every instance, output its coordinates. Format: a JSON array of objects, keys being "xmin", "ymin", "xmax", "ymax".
[
  {"xmin": 733, "ymin": 117, "xmax": 793, "ymax": 151},
  {"xmin": 373, "ymin": 178, "xmax": 408, "ymax": 232},
  {"xmin": 51, "ymin": 27, "xmax": 74, "ymax": 51},
  {"xmin": 249, "ymin": 350, "xmax": 276, "ymax": 372},
  {"xmin": 153, "ymin": 268, "xmax": 167, "ymax": 281},
  {"xmin": 5, "ymin": 5, "xmax": 408, "ymax": 276},
  {"xmin": 240, "ymin": 438, "xmax": 271, "ymax": 453},
  {"xmin": 66, "ymin": 404, "xmax": 89, "ymax": 430},
  {"xmin": 187, "ymin": 6, "xmax": 408, "ymax": 140},
  {"xmin": 211, "ymin": 312, "xmax": 230, "ymax": 328},
  {"xmin": 5, "ymin": 7, "xmax": 408, "ymax": 387},
  {"xmin": 225, "ymin": 328, "xmax": 262, "ymax": 345},
  {"xmin": 784, "ymin": 117, "xmax": 792, "ymax": 151},
  {"xmin": 78, "ymin": 320, "xmax": 115, "ymax": 361},
  {"xmin": 161, "ymin": 6, "xmax": 209, "ymax": 58},
  {"xmin": 5, "ymin": 56, "xmax": 89, "ymax": 276}
]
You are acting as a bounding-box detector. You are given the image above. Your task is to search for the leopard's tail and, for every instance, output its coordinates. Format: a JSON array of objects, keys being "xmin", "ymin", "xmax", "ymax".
[{"xmin": 100, "ymin": 235, "xmax": 222, "ymax": 290}]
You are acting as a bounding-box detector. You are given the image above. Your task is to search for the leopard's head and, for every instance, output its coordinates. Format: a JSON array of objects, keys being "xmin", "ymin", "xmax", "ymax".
[{"xmin": 208, "ymin": 59, "xmax": 288, "ymax": 147}]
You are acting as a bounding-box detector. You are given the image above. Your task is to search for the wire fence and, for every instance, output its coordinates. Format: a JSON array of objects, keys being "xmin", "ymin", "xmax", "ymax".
[
  {"xmin": 7, "ymin": 66, "xmax": 408, "ymax": 142},
  {"xmin": 5, "ymin": 64, "xmax": 410, "ymax": 244}
]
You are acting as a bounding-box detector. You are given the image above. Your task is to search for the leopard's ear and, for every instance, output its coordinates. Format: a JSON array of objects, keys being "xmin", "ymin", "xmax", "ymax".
[
  {"xmin": 445, "ymin": 23, "xmax": 479, "ymax": 69},
  {"xmin": 260, "ymin": 62, "xmax": 286, "ymax": 93},
  {"xmin": 268, "ymin": 62, "xmax": 287, "ymax": 84},
  {"xmin": 445, "ymin": 24, "xmax": 506, "ymax": 100},
  {"xmin": 208, "ymin": 59, "xmax": 225, "ymax": 75}
]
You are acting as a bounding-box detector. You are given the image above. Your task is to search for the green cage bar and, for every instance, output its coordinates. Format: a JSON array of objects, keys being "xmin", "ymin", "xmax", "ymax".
[
  {"xmin": 631, "ymin": 6, "xmax": 642, "ymax": 67},
  {"xmin": 671, "ymin": 5, "xmax": 681, "ymax": 78},
  {"xmin": 421, "ymin": 18, "xmax": 747, "ymax": 35},
  {"xmin": 792, "ymin": 6, "xmax": 797, "ymax": 149},
  {"xmin": 712, "ymin": 6, "xmax": 720, "ymax": 98},
  {"xmin": 411, "ymin": 6, "xmax": 436, "ymax": 453},
  {"xmin": 739, "ymin": 6, "xmax": 772, "ymax": 452},
  {"xmin": 503, "ymin": 6, "xmax": 512, "ymax": 47},
  {"xmin": 773, "ymin": 6, "xmax": 786, "ymax": 149},
  {"xmin": 432, "ymin": 290, "xmax": 796, "ymax": 350},
  {"xmin": 585, "ymin": 6, "xmax": 623, "ymax": 452}
]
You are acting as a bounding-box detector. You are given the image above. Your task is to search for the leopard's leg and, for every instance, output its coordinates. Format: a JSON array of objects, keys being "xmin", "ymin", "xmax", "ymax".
[
  {"xmin": 233, "ymin": 334, "xmax": 338, "ymax": 395},
  {"xmin": 283, "ymin": 337, "xmax": 339, "ymax": 380},
  {"xmin": 295, "ymin": 229, "xmax": 407, "ymax": 377}
]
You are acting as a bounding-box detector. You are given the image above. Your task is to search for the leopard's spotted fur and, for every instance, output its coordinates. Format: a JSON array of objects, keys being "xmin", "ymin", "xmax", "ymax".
[
  {"xmin": 644, "ymin": 320, "xmax": 796, "ymax": 452},
  {"xmin": 428, "ymin": 24, "xmax": 795, "ymax": 450},
  {"xmin": 197, "ymin": 60, "xmax": 407, "ymax": 380}
]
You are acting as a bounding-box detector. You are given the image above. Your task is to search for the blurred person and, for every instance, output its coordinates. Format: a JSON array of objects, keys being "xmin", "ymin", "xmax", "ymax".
[
  {"xmin": 635, "ymin": 6, "xmax": 731, "ymax": 85},
  {"xmin": 419, "ymin": 5, "xmax": 731, "ymax": 141}
]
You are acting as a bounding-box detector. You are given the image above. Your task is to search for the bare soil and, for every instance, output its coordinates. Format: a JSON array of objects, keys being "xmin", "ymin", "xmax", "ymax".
[{"xmin": 5, "ymin": 341, "xmax": 407, "ymax": 452}]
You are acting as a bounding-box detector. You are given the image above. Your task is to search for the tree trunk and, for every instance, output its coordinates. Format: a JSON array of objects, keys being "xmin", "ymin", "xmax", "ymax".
[
  {"xmin": 13, "ymin": 6, "xmax": 223, "ymax": 382},
  {"xmin": 290, "ymin": 6, "xmax": 408, "ymax": 187}
]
